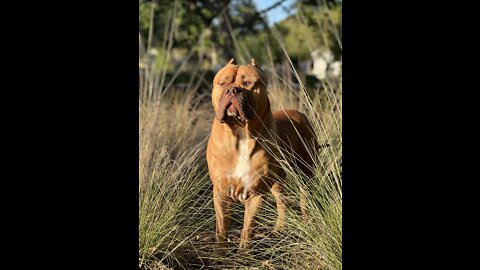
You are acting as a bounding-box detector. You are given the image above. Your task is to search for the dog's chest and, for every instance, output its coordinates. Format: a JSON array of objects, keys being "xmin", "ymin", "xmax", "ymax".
[{"xmin": 231, "ymin": 129, "xmax": 253, "ymax": 187}]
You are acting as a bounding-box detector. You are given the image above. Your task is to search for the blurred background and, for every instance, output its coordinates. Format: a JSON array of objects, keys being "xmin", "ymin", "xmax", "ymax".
[{"xmin": 139, "ymin": 0, "xmax": 342, "ymax": 100}]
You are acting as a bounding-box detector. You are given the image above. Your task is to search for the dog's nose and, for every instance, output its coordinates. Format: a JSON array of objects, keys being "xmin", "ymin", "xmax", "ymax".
[{"xmin": 226, "ymin": 87, "xmax": 240, "ymax": 95}]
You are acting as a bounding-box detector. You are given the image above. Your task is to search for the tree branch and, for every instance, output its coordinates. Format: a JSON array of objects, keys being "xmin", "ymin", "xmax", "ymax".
[{"xmin": 257, "ymin": 0, "xmax": 288, "ymax": 14}]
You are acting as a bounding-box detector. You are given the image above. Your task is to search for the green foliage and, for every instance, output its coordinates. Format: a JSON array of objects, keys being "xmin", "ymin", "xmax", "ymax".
[
  {"xmin": 139, "ymin": 1, "xmax": 153, "ymax": 34},
  {"xmin": 139, "ymin": 0, "xmax": 173, "ymax": 49},
  {"xmin": 139, "ymin": 0, "xmax": 274, "ymax": 65},
  {"xmin": 294, "ymin": 0, "xmax": 342, "ymax": 59},
  {"xmin": 154, "ymin": 47, "xmax": 173, "ymax": 72},
  {"xmin": 282, "ymin": 17, "xmax": 323, "ymax": 61},
  {"xmin": 233, "ymin": 31, "xmax": 281, "ymax": 64},
  {"xmin": 229, "ymin": 0, "xmax": 266, "ymax": 35}
]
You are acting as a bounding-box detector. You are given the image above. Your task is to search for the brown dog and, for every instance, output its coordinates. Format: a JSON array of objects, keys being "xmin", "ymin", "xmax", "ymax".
[{"xmin": 206, "ymin": 58, "xmax": 318, "ymax": 249}]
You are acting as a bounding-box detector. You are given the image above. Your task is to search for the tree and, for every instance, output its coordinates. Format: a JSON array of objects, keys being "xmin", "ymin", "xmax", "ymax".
[
  {"xmin": 294, "ymin": 0, "xmax": 342, "ymax": 59},
  {"xmin": 140, "ymin": 0, "xmax": 261, "ymax": 62}
]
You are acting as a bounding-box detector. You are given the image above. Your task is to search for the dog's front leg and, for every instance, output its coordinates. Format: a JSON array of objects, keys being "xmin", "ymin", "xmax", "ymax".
[
  {"xmin": 239, "ymin": 194, "xmax": 263, "ymax": 249},
  {"xmin": 213, "ymin": 186, "xmax": 232, "ymax": 243}
]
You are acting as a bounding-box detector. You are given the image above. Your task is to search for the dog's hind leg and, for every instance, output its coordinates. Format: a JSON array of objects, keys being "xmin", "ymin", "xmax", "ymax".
[
  {"xmin": 271, "ymin": 183, "xmax": 286, "ymax": 232},
  {"xmin": 299, "ymin": 185, "xmax": 309, "ymax": 222}
]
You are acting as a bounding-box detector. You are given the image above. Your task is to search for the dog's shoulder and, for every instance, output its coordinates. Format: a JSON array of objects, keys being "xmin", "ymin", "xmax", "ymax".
[{"xmin": 272, "ymin": 110, "xmax": 310, "ymax": 126}]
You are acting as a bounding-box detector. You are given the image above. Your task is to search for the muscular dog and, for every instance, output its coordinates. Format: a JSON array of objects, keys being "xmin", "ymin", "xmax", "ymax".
[{"xmin": 206, "ymin": 58, "xmax": 319, "ymax": 249}]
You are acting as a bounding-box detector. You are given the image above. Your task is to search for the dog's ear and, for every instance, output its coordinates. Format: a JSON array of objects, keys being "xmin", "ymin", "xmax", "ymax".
[
  {"xmin": 251, "ymin": 58, "xmax": 263, "ymax": 71},
  {"xmin": 227, "ymin": 58, "xmax": 235, "ymax": 65}
]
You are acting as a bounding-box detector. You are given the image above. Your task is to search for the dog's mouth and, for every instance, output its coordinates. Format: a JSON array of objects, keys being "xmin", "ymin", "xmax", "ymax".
[{"xmin": 216, "ymin": 89, "xmax": 254, "ymax": 123}]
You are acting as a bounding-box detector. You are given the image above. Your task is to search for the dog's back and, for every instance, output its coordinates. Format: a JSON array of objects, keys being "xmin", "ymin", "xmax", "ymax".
[{"xmin": 272, "ymin": 110, "xmax": 319, "ymax": 177}]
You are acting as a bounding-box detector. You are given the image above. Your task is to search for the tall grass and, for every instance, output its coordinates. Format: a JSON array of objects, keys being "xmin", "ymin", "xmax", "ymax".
[
  {"xmin": 139, "ymin": 89, "xmax": 214, "ymax": 269},
  {"xmin": 139, "ymin": 2, "xmax": 341, "ymax": 269},
  {"xmin": 268, "ymin": 82, "xmax": 342, "ymax": 270}
]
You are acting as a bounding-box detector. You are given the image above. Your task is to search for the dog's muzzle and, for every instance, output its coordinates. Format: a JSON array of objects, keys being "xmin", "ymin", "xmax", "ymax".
[{"xmin": 216, "ymin": 87, "xmax": 254, "ymax": 123}]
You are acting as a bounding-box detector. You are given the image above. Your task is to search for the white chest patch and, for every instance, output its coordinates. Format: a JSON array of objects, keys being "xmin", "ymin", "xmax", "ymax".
[{"xmin": 232, "ymin": 128, "xmax": 253, "ymax": 200}]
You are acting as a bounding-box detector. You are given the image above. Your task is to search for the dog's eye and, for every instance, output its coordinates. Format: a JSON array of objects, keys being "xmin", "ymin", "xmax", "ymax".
[
  {"xmin": 243, "ymin": 81, "xmax": 250, "ymax": 87},
  {"xmin": 219, "ymin": 82, "xmax": 226, "ymax": 86}
]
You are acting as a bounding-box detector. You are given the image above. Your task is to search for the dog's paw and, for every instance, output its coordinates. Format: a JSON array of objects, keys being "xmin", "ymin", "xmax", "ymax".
[{"xmin": 228, "ymin": 182, "xmax": 250, "ymax": 203}]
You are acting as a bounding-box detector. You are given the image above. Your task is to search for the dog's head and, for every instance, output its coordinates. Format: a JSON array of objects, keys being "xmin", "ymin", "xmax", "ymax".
[{"xmin": 211, "ymin": 58, "xmax": 269, "ymax": 124}]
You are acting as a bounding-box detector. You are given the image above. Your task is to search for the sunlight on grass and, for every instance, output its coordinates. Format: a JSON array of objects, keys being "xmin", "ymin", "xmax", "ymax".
[{"xmin": 139, "ymin": 1, "xmax": 341, "ymax": 269}]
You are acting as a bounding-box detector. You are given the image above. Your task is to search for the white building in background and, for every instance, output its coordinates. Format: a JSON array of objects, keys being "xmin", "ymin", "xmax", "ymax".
[
  {"xmin": 328, "ymin": 59, "xmax": 342, "ymax": 78},
  {"xmin": 311, "ymin": 48, "xmax": 332, "ymax": 80},
  {"xmin": 309, "ymin": 48, "xmax": 342, "ymax": 81}
]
